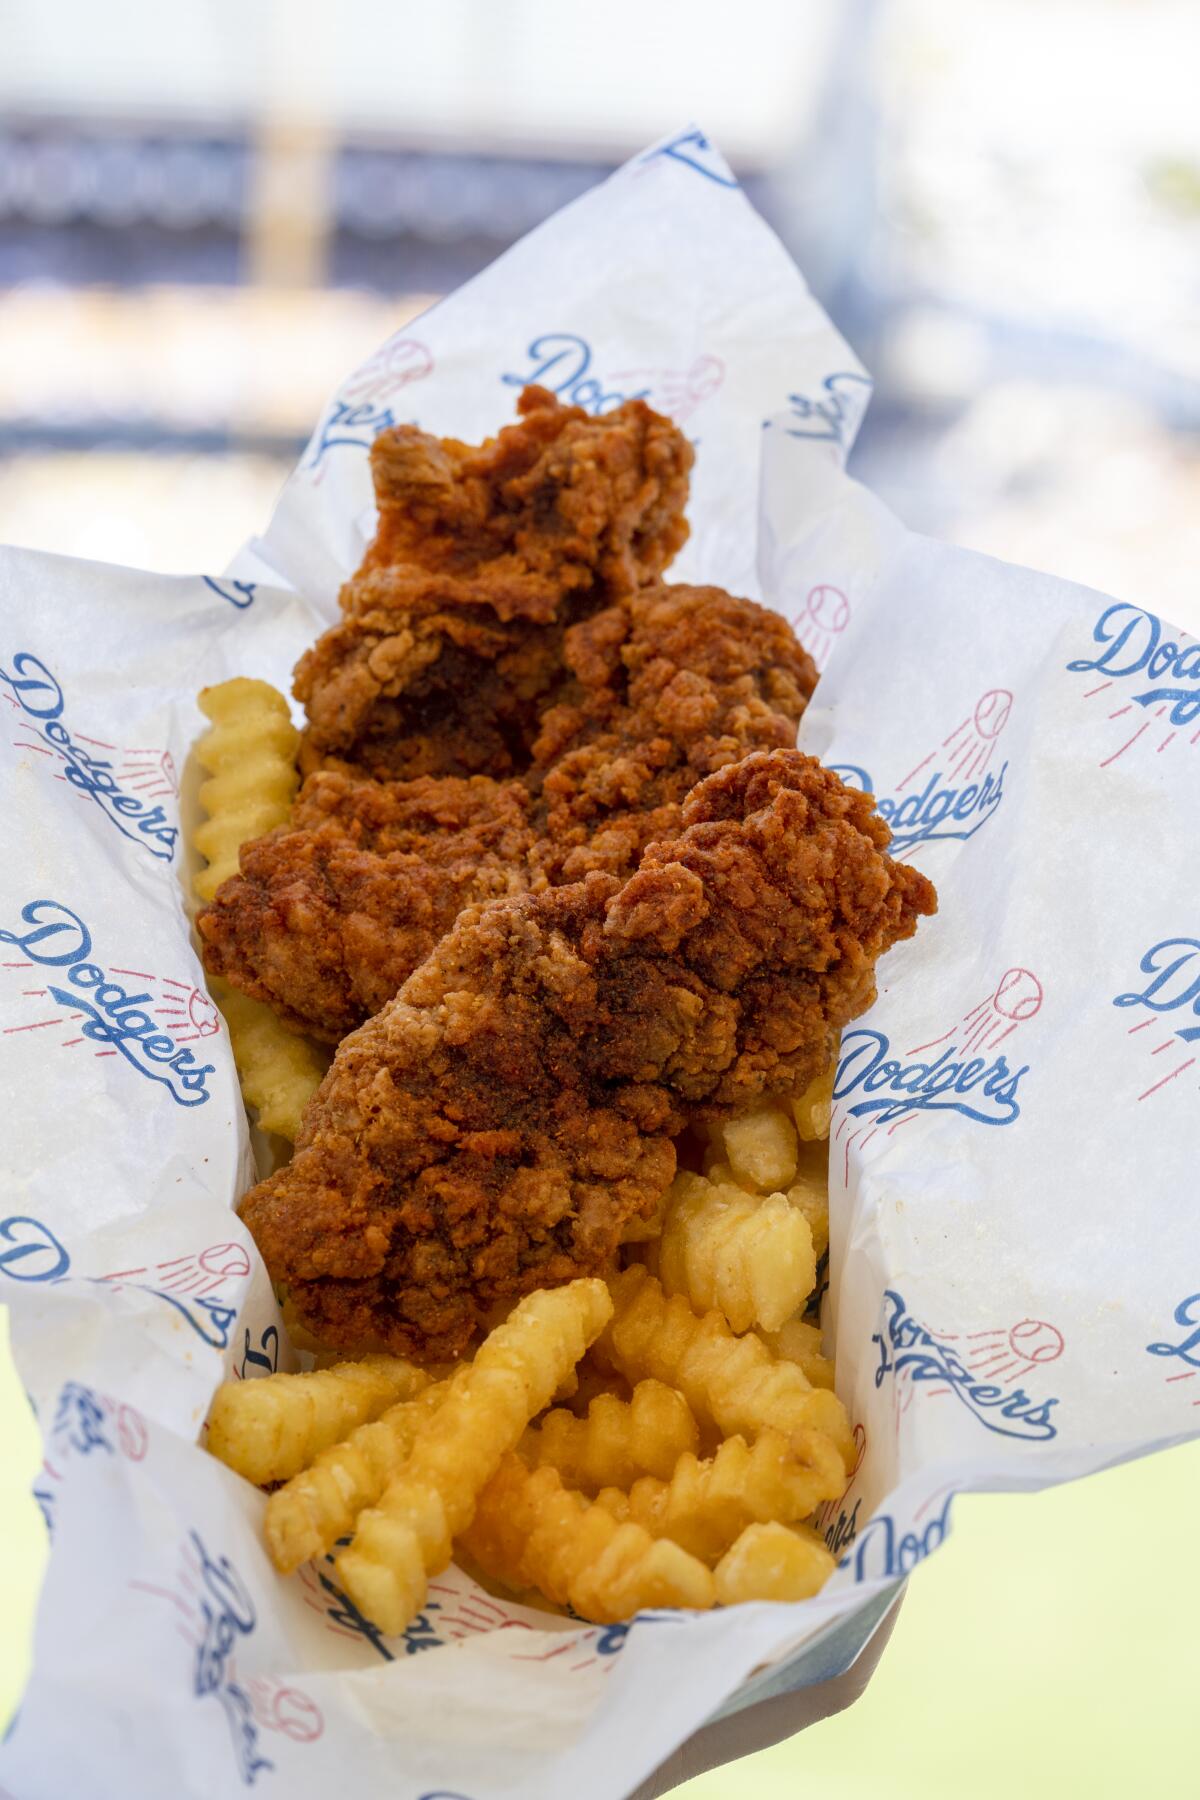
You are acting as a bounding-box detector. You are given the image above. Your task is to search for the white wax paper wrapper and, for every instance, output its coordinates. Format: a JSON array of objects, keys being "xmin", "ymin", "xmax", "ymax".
[{"xmin": 3, "ymin": 127, "xmax": 1199, "ymax": 1800}]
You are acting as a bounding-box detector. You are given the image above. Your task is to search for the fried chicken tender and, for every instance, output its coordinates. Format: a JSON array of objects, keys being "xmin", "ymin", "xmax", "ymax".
[
  {"xmin": 239, "ymin": 750, "xmax": 936, "ymax": 1359},
  {"xmin": 529, "ymin": 583, "xmax": 817, "ymax": 883},
  {"xmin": 295, "ymin": 384, "xmax": 693, "ymax": 781},
  {"xmin": 197, "ymin": 769, "xmax": 534, "ymax": 1041},
  {"xmin": 199, "ymin": 582, "xmax": 816, "ymax": 1041}
]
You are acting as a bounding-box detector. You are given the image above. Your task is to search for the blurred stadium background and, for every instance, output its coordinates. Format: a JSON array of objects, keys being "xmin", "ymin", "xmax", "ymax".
[{"xmin": 2, "ymin": 2, "xmax": 1198, "ymax": 1794}]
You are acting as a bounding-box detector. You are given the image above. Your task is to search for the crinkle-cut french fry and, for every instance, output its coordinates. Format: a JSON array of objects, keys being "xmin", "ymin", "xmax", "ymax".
[
  {"xmin": 657, "ymin": 1172, "xmax": 817, "ymax": 1334},
  {"xmin": 191, "ymin": 678, "xmax": 323, "ymax": 1139},
  {"xmin": 791, "ymin": 1062, "xmax": 836, "ymax": 1143},
  {"xmin": 192, "ymin": 678, "xmax": 300, "ymax": 902},
  {"xmin": 593, "ymin": 1425, "xmax": 846, "ymax": 1563},
  {"xmin": 718, "ymin": 1103, "xmax": 798, "ymax": 1194},
  {"xmin": 207, "ymin": 1356, "xmax": 429, "ymax": 1486},
  {"xmin": 208, "ymin": 976, "xmax": 326, "ymax": 1140},
  {"xmin": 758, "ymin": 1318, "xmax": 835, "ymax": 1390},
  {"xmin": 785, "ymin": 1164, "xmax": 830, "ymax": 1264},
  {"xmin": 265, "ymin": 1382, "xmax": 449, "ymax": 1572},
  {"xmin": 334, "ymin": 1280, "xmax": 611, "ymax": 1636},
  {"xmin": 524, "ymin": 1380, "xmax": 699, "ymax": 1492},
  {"xmin": 714, "ymin": 1520, "xmax": 835, "ymax": 1604},
  {"xmin": 599, "ymin": 1267, "xmax": 854, "ymax": 1472},
  {"xmin": 460, "ymin": 1453, "xmax": 715, "ymax": 1622},
  {"xmin": 564, "ymin": 1358, "xmax": 631, "ymax": 1415}
]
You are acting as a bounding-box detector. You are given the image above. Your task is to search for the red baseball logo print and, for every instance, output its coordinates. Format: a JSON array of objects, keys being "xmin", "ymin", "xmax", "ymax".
[
  {"xmin": 902, "ymin": 688, "xmax": 1012, "ymax": 792},
  {"xmin": 46, "ymin": 1384, "xmax": 150, "ymax": 1466},
  {"xmin": 6, "ymin": 704, "xmax": 177, "ymax": 794},
  {"xmin": 98, "ymin": 1240, "xmax": 251, "ymax": 1351},
  {"xmin": 341, "ymin": 336, "xmax": 434, "ymax": 407},
  {"xmin": 6, "ymin": 706, "xmax": 179, "ymax": 802},
  {"xmin": 933, "ymin": 1317, "xmax": 1066, "ymax": 1387},
  {"xmin": 791, "ymin": 584, "xmax": 850, "ymax": 673},
  {"xmin": 872, "ymin": 1293, "xmax": 1062, "ymax": 1442},
  {"xmin": 608, "ymin": 354, "xmax": 725, "ymax": 424},
  {"xmin": 910, "ymin": 967, "xmax": 1044, "ymax": 1059},
  {"xmin": 2, "ymin": 961, "xmax": 218, "ymax": 1057},
  {"xmin": 243, "ymin": 1677, "xmax": 324, "ymax": 1743},
  {"xmin": 115, "ymin": 1402, "xmax": 149, "ymax": 1461},
  {"xmin": 101, "ymin": 1241, "xmax": 252, "ymax": 1298},
  {"xmin": 860, "ymin": 687, "xmax": 1013, "ymax": 857}
]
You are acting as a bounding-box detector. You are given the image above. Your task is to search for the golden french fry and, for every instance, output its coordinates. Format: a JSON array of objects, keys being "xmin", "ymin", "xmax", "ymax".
[
  {"xmin": 713, "ymin": 1520, "xmax": 835, "ymax": 1604},
  {"xmin": 461, "ymin": 1453, "xmax": 715, "ymax": 1622},
  {"xmin": 334, "ymin": 1280, "xmax": 612, "ymax": 1636},
  {"xmin": 785, "ymin": 1163, "xmax": 830, "ymax": 1264},
  {"xmin": 717, "ymin": 1103, "xmax": 798, "ymax": 1194},
  {"xmin": 791, "ymin": 1062, "xmax": 836, "ymax": 1143},
  {"xmin": 264, "ymin": 1382, "xmax": 449, "ymax": 1572},
  {"xmin": 208, "ymin": 976, "xmax": 326, "ymax": 1140},
  {"xmin": 191, "ymin": 678, "xmax": 324, "ymax": 1139},
  {"xmin": 758, "ymin": 1317, "xmax": 835, "ymax": 1389},
  {"xmin": 565, "ymin": 1357, "xmax": 629, "ymax": 1414},
  {"xmin": 593, "ymin": 1425, "xmax": 846, "ymax": 1563},
  {"xmin": 657, "ymin": 1171, "xmax": 817, "ymax": 1334},
  {"xmin": 206, "ymin": 1355, "xmax": 429, "ymax": 1486},
  {"xmin": 524, "ymin": 1380, "xmax": 699, "ymax": 1492},
  {"xmin": 192, "ymin": 678, "xmax": 300, "ymax": 902},
  {"xmin": 599, "ymin": 1266, "xmax": 854, "ymax": 1472}
]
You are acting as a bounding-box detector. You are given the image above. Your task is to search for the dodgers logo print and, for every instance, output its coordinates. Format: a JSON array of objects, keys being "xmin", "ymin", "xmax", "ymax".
[
  {"xmin": 873, "ymin": 1289, "xmax": 1061, "ymax": 1442},
  {"xmin": 1, "ymin": 651, "xmax": 178, "ymax": 861},
  {"xmin": 203, "ymin": 576, "xmax": 257, "ymax": 611},
  {"xmin": 1146, "ymin": 1294, "xmax": 1200, "ymax": 1411},
  {"xmin": 307, "ymin": 337, "xmax": 433, "ymax": 479},
  {"xmin": 502, "ymin": 332, "xmax": 657, "ymax": 417},
  {"xmin": 131, "ymin": 1532, "xmax": 287, "ymax": 1785},
  {"xmin": 1067, "ymin": 602, "xmax": 1200, "ymax": 767},
  {"xmin": 834, "ymin": 966, "xmax": 1041, "ymax": 1158},
  {"xmin": 834, "ymin": 688, "xmax": 1012, "ymax": 857},
  {"xmin": 501, "ymin": 336, "xmax": 725, "ymax": 426},
  {"xmin": 1113, "ymin": 937, "xmax": 1200, "ymax": 1103},
  {"xmin": 635, "ymin": 127, "xmax": 739, "ymax": 187},
  {"xmin": 0, "ymin": 899, "xmax": 216, "ymax": 1106},
  {"xmin": 769, "ymin": 371, "xmax": 872, "ymax": 450},
  {"xmin": 839, "ymin": 1484, "xmax": 957, "ymax": 1584}
]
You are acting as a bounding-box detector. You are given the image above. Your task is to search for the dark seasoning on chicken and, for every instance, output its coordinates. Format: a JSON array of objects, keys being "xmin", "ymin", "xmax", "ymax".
[{"xmin": 198, "ymin": 386, "xmax": 936, "ymax": 1360}]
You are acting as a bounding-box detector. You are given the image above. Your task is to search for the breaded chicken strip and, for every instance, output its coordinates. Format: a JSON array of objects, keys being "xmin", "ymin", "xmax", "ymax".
[
  {"xmin": 529, "ymin": 583, "xmax": 818, "ymax": 882},
  {"xmin": 294, "ymin": 384, "xmax": 693, "ymax": 780},
  {"xmin": 198, "ymin": 584, "xmax": 816, "ymax": 1042},
  {"xmin": 197, "ymin": 770, "xmax": 533, "ymax": 1041},
  {"xmin": 240, "ymin": 751, "xmax": 936, "ymax": 1359}
]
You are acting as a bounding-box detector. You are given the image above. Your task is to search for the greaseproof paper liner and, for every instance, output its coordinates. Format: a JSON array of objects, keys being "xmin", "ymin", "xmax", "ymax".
[{"xmin": 2, "ymin": 128, "xmax": 1198, "ymax": 1800}]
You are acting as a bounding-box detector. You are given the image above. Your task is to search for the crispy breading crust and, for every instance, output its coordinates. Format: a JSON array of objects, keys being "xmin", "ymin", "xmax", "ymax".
[
  {"xmin": 239, "ymin": 751, "xmax": 935, "ymax": 1359},
  {"xmin": 294, "ymin": 384, "xmax": 694, "ymax": 781},
  {"xmin": 199, "ymin": 584, "xmax": 818, "ymax": 1042}
]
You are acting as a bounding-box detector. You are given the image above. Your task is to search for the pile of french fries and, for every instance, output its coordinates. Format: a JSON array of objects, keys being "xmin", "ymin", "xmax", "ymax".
[
  {"xmin": 206, "ymin": 1082, "xmax": 847, "ymax": 1630},
  {"xmin": 195, "ymin": 678, "xmax": 851, "ymax": 1630}
]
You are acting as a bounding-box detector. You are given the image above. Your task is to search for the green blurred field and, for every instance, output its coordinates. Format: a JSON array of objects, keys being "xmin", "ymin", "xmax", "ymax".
[{"xmin": 2, "ymin": 1308, "xmax": 1196, "ymax": 1798}]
